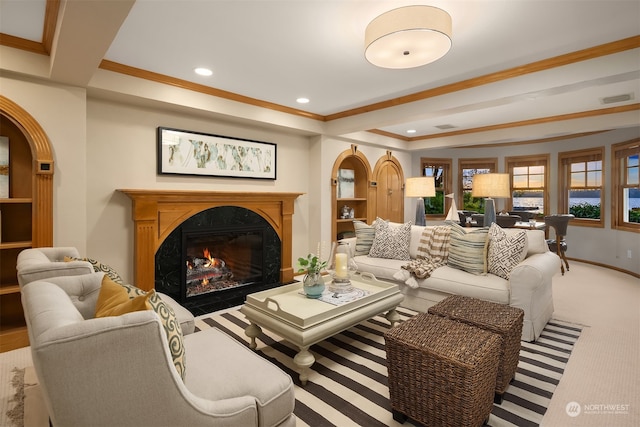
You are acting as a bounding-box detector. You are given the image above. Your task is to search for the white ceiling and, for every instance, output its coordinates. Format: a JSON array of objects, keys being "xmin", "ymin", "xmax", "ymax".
[{"xmin": 1, "ymin": 0, "xmax": 639, "ymax": 149}]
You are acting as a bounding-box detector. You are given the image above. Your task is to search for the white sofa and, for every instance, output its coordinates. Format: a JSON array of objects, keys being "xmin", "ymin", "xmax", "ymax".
[
  {"xmin": 21, "ymin": 273, "xmax": 296, "ymax": 427},
  {"xmin": 342, "ymin": 224, "xmax": 560, "ymax": 341}
]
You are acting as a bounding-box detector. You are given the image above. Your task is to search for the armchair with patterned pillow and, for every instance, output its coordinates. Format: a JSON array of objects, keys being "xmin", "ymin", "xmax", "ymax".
[
  {"xmin": 21, "ymin": 273, "xmax": 296, "ymax": 427},
  {"xmin": 16, "ymin": 247, "xmax": 195, "ymax": 335}
]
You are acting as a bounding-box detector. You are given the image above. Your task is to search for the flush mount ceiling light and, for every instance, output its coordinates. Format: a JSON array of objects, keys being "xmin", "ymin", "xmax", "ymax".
[{"xmin": 365, "ymin": 5, "xmax": 452, "ymax": 69}]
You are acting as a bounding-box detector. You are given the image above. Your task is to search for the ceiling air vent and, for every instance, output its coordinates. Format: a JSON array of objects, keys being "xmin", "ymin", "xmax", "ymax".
[
  {"xmin": 601, "ymin": 93, "xmax": 633, "ymax": 104},
  {"xmin": 435, "ymin": 124, "xmax": 457, "ymax": 130}
]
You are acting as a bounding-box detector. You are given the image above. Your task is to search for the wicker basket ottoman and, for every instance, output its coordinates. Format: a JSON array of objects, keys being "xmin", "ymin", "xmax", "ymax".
[
  {"xmin": 428, "ymin": 295, "xmax": 524, "ymax": 404},
  {"xmin": 384, "ymin": 313, "xmax": 501, "ymax": 427}
]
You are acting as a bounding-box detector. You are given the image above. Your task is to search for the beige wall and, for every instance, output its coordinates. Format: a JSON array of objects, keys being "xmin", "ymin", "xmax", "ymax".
[
  {"xmin": 86, "ymin": 97, "xmax": 314, "ymax": 282},
  {"xmin": 2, "ymin": 72, "xmax": 638, "ymax": 280},
  {"xmin": 1, "ymin": 74, "xmax": 88, "ymax": 253}
]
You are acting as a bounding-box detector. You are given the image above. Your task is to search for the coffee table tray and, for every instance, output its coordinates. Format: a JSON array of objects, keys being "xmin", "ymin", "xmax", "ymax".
[{"xmin": 244, "ymin": 272, "xmax": 399, "ymax": 329}]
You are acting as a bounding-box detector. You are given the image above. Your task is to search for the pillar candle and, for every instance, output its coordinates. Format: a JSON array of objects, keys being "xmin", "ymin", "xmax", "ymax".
[{"xmin": 335, "ymin": 253, "xmax": 348, "ymax": 278}]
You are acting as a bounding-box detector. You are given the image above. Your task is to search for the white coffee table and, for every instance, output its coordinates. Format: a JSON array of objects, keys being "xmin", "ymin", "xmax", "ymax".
[{"xmin": 240, "ymin": 272, "xmax": 404, "ymax": 385}]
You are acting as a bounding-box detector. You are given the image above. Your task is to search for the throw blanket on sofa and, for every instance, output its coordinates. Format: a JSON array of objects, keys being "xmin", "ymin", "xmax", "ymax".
[{"xmin": 394, "ymin": 225, "xmax": 451, "ymax": 289}]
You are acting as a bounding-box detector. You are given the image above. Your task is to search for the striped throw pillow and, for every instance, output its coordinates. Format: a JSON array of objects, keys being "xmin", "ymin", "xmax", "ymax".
[
  {"xmin": 353, "ymin": 220, "xmax": 376, "ymax": 256},
  {"xmin": 447, "ymin": 223, "xmax": 489, "ymax": 275}
]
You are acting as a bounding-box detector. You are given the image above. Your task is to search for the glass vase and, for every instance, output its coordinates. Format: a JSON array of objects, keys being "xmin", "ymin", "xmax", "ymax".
[
  {"xmin": 302, "ymin": 271, "xmax": 325, "ymax": 299},
  {"xmin": 326, "ymin": 241, "xmax": 358, "ymax": 294}
]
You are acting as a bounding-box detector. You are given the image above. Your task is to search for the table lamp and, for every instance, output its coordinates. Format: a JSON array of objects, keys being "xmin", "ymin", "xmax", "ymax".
[
  {"xmin": 471, "ymin": 173, "xmax": 511, "ymax": 226},
  {"xmin": 405, "ymin": 177, "xmax": 436, "ymax": 226}
]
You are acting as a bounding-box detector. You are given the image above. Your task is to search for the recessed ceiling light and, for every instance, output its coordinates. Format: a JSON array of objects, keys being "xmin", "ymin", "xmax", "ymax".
[
  {"xmin": 296, "ymin": 97, "xmax": 310, "ymax": 104},
  {"xmin": 406, "ymin": 129, "xmax": 417, "ymax": 134},
  {"xmin": 194, "ymin": 67, "xmax": 213, "ymax": 76}
]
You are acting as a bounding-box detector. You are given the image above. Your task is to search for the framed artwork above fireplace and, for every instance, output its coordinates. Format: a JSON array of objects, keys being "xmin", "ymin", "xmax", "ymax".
[{"xmin": 157, "ymin": 127, "xmax": 276, "ymax": 180}]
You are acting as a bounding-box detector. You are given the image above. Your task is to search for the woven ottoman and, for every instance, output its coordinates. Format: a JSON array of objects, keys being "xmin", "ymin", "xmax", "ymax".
[
  {"xmin": 384, "ymin": 313, "xmax": 501, "ymax": 427},
  {"xmin": 428, "ymin": 295, "xmax": 524, "ymax": 404}
]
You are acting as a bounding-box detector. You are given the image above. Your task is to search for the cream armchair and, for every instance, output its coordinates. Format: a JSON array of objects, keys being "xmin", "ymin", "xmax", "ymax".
[
  {"xmin": 16, "ymin": 247, "xmax": 93, "ymax": 287},
  {"xmin": 16, "ymin": 247, "xmax": 195, "ymax": 335},
  {"xmin": 21, "ymin": 273, "xmax": 296, "ymax": 427}
]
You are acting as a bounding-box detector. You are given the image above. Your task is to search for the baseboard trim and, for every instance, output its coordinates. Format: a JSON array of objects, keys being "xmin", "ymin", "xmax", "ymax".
[{"xmin": 567, "ymin": 257, "xmax": 640, "ymax": 279}]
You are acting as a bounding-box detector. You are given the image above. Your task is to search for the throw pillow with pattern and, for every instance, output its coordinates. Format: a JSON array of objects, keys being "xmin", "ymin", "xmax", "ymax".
[
  {"xmin": 488, "ymin": 223, "xmax": 528, "ymax": 279},
  {"xmin": 64, "ymin": 256, "xmax": 124, "ymax": 284},
  {"xmin": 447, "ymin": 222, "xmax": 489, "ymax": 275},
  {"xmin": 368, "ymin": 219, "xmax": 412, "ymax": 260},
  {"xmin": 109, "ymin": 280, "xmax": 186, "ymax": 380}
]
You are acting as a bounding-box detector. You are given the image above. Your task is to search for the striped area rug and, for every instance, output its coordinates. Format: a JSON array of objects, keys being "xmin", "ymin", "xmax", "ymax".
[{"xmin": 194, "ymin": 307, "xmax": 582, "ymax": 427}]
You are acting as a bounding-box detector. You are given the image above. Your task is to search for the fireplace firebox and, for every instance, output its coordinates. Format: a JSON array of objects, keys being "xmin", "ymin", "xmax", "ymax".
[
  {"xmin": 182, "ymin": 227, "xmax": 264, "ymax": 300},
  {"xmin": 155, "ymin": 205, "xmax": 283, "ymax": 315}
]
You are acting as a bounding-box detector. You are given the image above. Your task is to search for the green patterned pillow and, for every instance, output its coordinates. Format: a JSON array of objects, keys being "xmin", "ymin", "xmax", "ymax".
[
  {"xmin": 353, "ymin": 220, "xmax": 376, "ymax": 256},
  {"xmin": 65, "ymin": 256, "xmax": 124, "ymax": 284},
  {"xmin": 118, "ymin": 283, "xmax": 186, "ymax": 380},
  {"xmin": 447, "ymin": 223, "xmax": 489, "ymax": 275}
]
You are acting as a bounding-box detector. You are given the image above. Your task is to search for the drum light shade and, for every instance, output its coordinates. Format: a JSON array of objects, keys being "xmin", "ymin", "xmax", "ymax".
[
  {"xmin": 472, "ymin": 173, "xmax": 511, "ymax": 226},
  {"xmin": 405, "ymin": 177, "xmax": 436, "ymax": 226},
  {"xmin": 365, "ymin": 5, "xmax": 452, "ymax": 69}
]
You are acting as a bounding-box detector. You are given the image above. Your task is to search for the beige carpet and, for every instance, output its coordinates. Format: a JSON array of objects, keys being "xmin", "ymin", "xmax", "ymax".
[
  {"xmin": 542, "ymin": 261, "xmax": 639, "ymax": 427},
  {"xmin": 1, "ymin": 261, "xmax": 638, "ymax": 427}
]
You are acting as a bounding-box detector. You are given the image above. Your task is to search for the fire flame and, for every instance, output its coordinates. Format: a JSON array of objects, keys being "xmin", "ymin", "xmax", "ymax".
[{"xmin": 203, "ymin": 248, "xmax": 221, "ymax": 268}]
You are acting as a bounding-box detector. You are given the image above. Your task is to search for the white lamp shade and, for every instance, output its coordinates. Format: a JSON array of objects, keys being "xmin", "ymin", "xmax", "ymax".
[
  {"xmin": 405, "ymin": 176, "xmax": 436, "ymax": 198},
  {"xmin": 471, "ymin": 173, "xmax": 511, "ymax": 198},
  {"xmin": 365, "ymin": 5, "xmax": 452, "ymax": 69}
]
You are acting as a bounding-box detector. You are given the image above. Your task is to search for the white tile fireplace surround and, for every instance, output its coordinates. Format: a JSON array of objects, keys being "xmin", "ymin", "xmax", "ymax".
[{"xmin": 119, "ymin": 190, "xmax": 303, "ymax": 299}]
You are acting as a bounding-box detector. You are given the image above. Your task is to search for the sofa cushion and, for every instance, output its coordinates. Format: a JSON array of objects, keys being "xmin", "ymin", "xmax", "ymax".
[
  {"xmin": 447, "ymin": 223, "xmax": 489, "ymax": 275},
  {"xmin": 353, "ymin": 255, "xmax": 407, "ymax": 282},
  {"xmin": 368, "ymin": 219, "xmax": 412, "ymax": 260},
  {"xmin": 184, "ymin": 327, "xmax": 295, "ymax": 427},
  {"xmin": 427, "ymin": 266, "xmax": 510, "ymax": 304},
  {"xmin": 65, "ymin": 256, "xmax": 124, "ymax": 284},
  {"xmin": 488, "ymin": 223, "xmax": 528, "ymax": 279},
  {"xmin": 353, "ymin": 220, "xmax": 376, "ymax": 255},
  {"xmin": 95, "ymin": 275, "xmax": 152, "ymax": 317}
]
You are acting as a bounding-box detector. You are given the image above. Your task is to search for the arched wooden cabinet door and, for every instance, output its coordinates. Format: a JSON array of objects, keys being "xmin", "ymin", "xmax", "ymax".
[{"xmin": 372, "ymin": 151, "xmax": 404, "ymax": 223}]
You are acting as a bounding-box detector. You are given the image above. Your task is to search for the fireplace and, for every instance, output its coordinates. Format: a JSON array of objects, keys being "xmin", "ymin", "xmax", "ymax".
[
  {"xmin": 183, "ymin": 226, "xmax": 265, "ymax": 300},
  {"xmin": 120, "ymin": 189, "xmax": 302, "ymax": 314}
]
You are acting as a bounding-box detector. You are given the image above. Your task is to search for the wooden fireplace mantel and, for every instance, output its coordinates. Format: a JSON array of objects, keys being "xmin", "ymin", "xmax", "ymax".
[{"xmin": 119, "ymin": 189, "xmax": 303, "ymax": 291}]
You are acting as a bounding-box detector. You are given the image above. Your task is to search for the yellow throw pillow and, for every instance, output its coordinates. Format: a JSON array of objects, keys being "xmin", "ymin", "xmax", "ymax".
[{"xmin": 95, "ymin": 275, "xmax": 152, "ymax": 317}]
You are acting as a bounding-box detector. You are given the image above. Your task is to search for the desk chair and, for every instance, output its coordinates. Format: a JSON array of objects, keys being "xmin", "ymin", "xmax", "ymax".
[{"xmin": 544, "ymin": 214, "xmax": 574, "ymax": 275}]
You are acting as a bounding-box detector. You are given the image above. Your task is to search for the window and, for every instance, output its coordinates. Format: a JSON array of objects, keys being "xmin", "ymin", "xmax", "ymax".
[
  {"xmin": 612, "ymin": 139, "xmax": 640, "ymax": 232},
  {"xmin": 458, "ymin": 158, "xmax": 498, "ymax": 213},
  {"xmin": 420, "ymin": 158, "xmax": 452, "ymax": 217},
  {"xmin": 505, "ymin": 154, "xmax": 549, "ymax": 215},
  {"xmin": 559, "ymin": 147, "xmax": 604, "ymax": 227}
]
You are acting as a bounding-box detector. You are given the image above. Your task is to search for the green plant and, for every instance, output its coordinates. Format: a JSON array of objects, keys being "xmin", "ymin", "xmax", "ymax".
[
  {"xmin": 424, "ymin": 191, "xmax": 445, "ymax": 215},
  {"xmin": 297, "ymin": 253, "xmax": 327, "ymax": 274},
  {"xmin": 569, "ymin": 202, "xmax": 600, "ymax": 219}
]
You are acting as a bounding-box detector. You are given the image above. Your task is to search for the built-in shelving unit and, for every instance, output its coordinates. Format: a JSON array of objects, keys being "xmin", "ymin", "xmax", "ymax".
[
  {"xmin": 331, "ymin": 145, "xmax": 374, "ymax": 240},
  {"xmin": 0, "ymin": 96, "xmax": 54, "ymax": 352}
]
